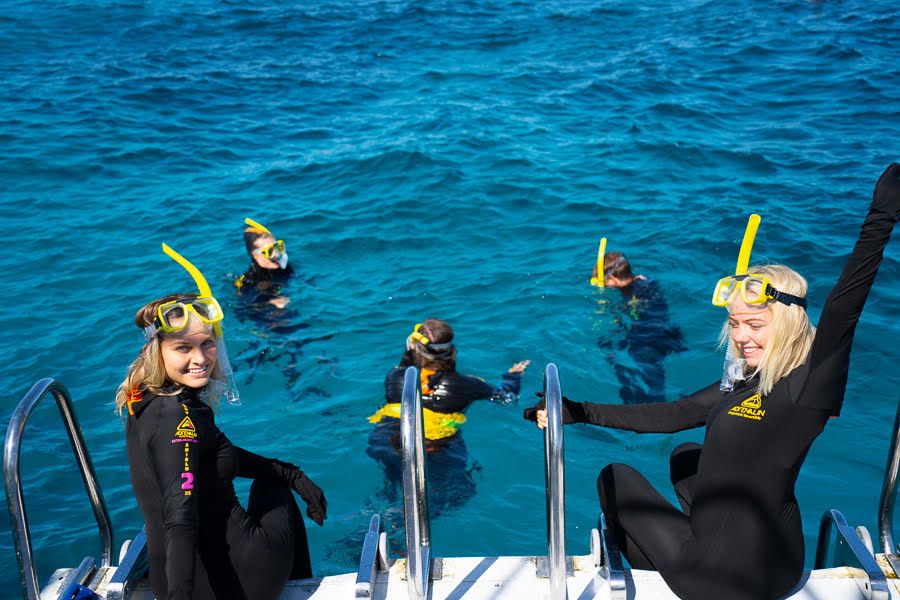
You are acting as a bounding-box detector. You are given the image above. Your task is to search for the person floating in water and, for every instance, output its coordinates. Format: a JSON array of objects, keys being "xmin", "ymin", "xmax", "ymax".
[
  {"xmin": 592, "ymin": 249, "xmax": 686, "ymax": 404},
  {"xmin": 231, "ymin": 217, "xmax": 333, "ymax": 395},
  {"xmin": 526, "ymin": 163, "xmax": 900, "ymax": 600},
  {"xmin": 366, "ymin": 319, "xmax": 529, "ymax": 525},
  {"xmin": 235, "ymin": 217, "xmax": 292, "ymax": 310},
  {"xmin": 118, "ymin": 244, "xmax": 326, "ymax": 600}
]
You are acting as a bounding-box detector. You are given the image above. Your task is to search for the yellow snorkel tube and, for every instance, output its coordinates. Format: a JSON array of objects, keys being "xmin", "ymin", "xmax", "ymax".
[
  {"xmin": 735, "ymin": 214, "xmax": 760, "ymax": 277},
  {"xmin": 162, "ymin": 243, "xmax": 241, "ymax": 406},
  {"xmin": 590, "ymin": 237, "xmax": 608, "ymax": 287},
  {"xmin": 716, "ymin": 214, "xmax": 761, "ymax": 391},
  {"xmin": 244, "ymin": 217, "xmax": 272, "ymax": 234}
]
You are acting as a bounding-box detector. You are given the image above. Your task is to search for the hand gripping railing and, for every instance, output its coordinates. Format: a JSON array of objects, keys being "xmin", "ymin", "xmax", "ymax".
[
  {"xmin": 814, "ymin": 509, "xmax": 889, "ymax": 600},
  {"xmin": 4, "ymin": 379, "xmax": 113, "ymax": 600},
  {"xmin": 878, "ymin": 397, "xmax": 900, "ymax": 574},
  {"xmin": 401, "ymin": 366, "xmax": 431, "ymax": 600},
  {"xmin": 543, "ymin": 363, "xmax": 567, "ymax": 599}
]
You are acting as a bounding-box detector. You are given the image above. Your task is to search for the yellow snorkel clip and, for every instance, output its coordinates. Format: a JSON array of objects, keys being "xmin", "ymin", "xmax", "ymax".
[
  {"xmin": 410, "ymin": 323, "xmax": 431, "ymax": 346},
  {"xmin": 161, "ymin": 243, "xmax": 241, "ymax": 406},
  {"xmin": 590, "ymin": 237, "xmax": 608, "ymax": 287}
]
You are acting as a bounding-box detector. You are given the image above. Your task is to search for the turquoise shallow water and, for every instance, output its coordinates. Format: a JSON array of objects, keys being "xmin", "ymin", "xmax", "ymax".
[{"xmin": 2, "ymin": 0, "xmax": 900, "ymax": 592}]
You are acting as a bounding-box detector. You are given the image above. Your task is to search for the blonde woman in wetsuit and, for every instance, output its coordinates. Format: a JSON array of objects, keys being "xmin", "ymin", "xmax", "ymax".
[
  {"xmin": 525, "ymin": 163, "xmax": 900, "ymax": 600},
  {"xmin": 117, "ymin": 250, "xmax": 327, "ymax": 600}
]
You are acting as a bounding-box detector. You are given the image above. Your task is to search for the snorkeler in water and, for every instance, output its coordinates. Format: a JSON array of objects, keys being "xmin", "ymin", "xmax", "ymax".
[
  {"xmin": 592, "ymin": 248, "xmax": 686, "ymax": 404},
  {"xmin": 231, "ymin": 218, "xmax": 333, "ymax": 396},
  {"xmin": 365, "ymin": 319, "xmax": 529, "ymax": 528},
  {"xmin": 235, "ymin": 217, "xmax": 293, "ymax": 309}
]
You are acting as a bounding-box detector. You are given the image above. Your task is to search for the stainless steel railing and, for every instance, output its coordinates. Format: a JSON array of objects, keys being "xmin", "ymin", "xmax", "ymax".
[
  {"xmin": 4, "ymin": 378, "xmax": 113, "ymax": 600},
  {"xmin": 543, "ymin": 363, "xmax": 567, "ymax": 600},
  {"xmin": 815, "ymin": 508, "xmax": 889, "ymax": 600},
  {"xmin": 401, "ymin": 366, "xmax": 431, "ymax": 600},
  {"xmin": 879, "ymin": 397, "xmax": 900, "ymax": 559}
]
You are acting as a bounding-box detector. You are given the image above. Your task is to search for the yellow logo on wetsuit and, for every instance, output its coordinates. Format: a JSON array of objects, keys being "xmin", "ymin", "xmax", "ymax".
[
  {"xmin": 727, "ymin": 393, "xmax": 765, "ymax": 421},
  {"xmin": 175, "ymin": 416, "xmax": 197, "ymax": 440}
]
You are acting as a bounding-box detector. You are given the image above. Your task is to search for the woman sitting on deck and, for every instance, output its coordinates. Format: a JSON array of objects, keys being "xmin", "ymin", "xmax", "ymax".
[{"xmin": 116, "ymin": 248, "xmax": 327, "ymax": 600}]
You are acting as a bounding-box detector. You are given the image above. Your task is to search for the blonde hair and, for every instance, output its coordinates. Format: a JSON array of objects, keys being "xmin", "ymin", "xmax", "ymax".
[
  {"xmin": 115, "ymin": 294, "xmax": 224, "ymax": 415},
  {"xmin": 718, "ymin": 264, "xmax": 815, "ymax": 396}
]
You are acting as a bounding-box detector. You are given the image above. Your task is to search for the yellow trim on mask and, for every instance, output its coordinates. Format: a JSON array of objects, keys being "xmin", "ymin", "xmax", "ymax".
[
  {"xmin": 161, "ymin": 243, "xmax": 223, "ymax": 338},
  {"xmin": 590, "ymin": 237, "xmax": 608, "ymax": 287},
  {"xmin": 244, "ymin": 217, "xmax": 272, "ymax": 234},
  {"xmin": 735, "ymin": 214, "xmax": 761, "ymax": 276},
  {"xmin": 367, "ymin": 403, "xmax": 467, "ymax": 440}
]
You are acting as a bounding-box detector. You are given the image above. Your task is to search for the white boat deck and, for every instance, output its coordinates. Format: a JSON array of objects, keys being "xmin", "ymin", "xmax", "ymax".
[{"xmin": 42, "ymin": 553, "xmax": 900, "ymax": 600}]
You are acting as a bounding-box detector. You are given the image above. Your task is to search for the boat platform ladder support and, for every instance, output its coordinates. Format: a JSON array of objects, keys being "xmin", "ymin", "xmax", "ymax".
[
  {"xmin": 401, "ymin": 366, "xmax": 432, "ymax": 600},
  {"xmin": 3, "ymin": 378, "xmax": 114, "ymax": 600},
  {"xmin": 355, "ymin": 513, "xmax": 391, "ymax": 598},
  {"xmin": 815, "ymin": 508, "xmax": 889, "ymax": 600},
  {"xmin": 542, "ymin": 363, "xmax": 567, "ymax": 600},
  {"xmin": 879, "ymin": 396, "xmax": 900, "ymax": 577}
]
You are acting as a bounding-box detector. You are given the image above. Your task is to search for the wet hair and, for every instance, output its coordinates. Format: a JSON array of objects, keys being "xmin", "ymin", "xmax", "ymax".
[
  {"xmin": 412, "ymin": 318, "xmax": 457, "ymax": 372},
  {"xmin": 718, "ymin": 264, "xmax": 815, "ymax": 396},
  {"xmin": 604, "ymin": 252, "xmax": 633, "ymax": 279},
  {"xmin": 114, "ymin": 293, "xmax": 223, "ymax": 415}
]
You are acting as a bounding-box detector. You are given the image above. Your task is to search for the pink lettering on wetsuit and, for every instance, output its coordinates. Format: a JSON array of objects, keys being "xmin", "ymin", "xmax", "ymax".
[{"xmin": 181, "ymin": 472, "xmax": 194, "ymax": 490}]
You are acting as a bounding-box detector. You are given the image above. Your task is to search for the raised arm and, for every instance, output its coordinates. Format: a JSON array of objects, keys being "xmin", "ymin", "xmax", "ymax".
[
  {"xmin": 799, "ymin": 164, "xmax": 900, "ymax": 414},
  {"xmin": 525, "ymin": 381, "xmax": 722, "ymax": 434}
]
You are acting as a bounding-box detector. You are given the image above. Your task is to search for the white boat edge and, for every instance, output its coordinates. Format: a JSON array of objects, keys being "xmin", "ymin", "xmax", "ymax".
[{"xmin": 38, "ymin": 552, "xmax": 900, "ymax": 600}]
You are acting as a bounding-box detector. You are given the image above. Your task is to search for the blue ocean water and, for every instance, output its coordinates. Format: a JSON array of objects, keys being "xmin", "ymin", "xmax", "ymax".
[{"xmin": 1, "ymin": 0, "xmax": 899, "ymax": 592}]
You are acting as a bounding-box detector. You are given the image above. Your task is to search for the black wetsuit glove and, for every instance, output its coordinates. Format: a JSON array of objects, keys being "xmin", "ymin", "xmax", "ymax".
[
  {"xmin": 522, "ymin": 392, "xmax": 589, "ymax": 424},
  {"xmin": 873, "ymin": 163, "xmax": 900, "ymax": 222},
  {"xmin": 271, "ymin": 460, "xmax": 328, "ymax": 526}
]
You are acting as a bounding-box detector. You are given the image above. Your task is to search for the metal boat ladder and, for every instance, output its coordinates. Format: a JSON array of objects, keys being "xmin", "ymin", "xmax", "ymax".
[{"xmin": 4, "ymin": 378, "xmax": 114, "ymax": 600}]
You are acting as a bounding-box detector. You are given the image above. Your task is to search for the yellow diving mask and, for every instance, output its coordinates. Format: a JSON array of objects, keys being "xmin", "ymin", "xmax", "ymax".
[
  {"xmin": 153, "ymin": 296, "xmax": 225, "ymax": 333},
  {"xmin": 712, "ymin": 274, "xmax": 807, "ymax": 308},
  {"xmin": 256, "ymin": 239, "xmax": 286, "ymax": 260}
]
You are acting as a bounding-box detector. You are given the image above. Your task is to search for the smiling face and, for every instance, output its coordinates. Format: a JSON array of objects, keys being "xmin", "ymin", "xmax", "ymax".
[
  {"xmin": 727, "ymin": 299, "xmax": 773, "ymax": 369},
  {"xmin": 159, "ymin": 315, "xmax": 219, "ymax": 388}
]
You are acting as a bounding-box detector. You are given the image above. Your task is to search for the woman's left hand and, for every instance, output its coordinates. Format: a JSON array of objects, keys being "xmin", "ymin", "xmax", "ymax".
[
  {"xmin": 874, "ymin": 163, "xmax": 900, "ymax": 221},
  {"xmin": 508, "ymin": 360, "xmax": 531, "ymax": 374}
]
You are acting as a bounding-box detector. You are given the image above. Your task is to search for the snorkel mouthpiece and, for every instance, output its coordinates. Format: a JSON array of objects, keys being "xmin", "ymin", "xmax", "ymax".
[{"xmin": 161, "ymin": 243, "xmax": 241, "ymax": 406}]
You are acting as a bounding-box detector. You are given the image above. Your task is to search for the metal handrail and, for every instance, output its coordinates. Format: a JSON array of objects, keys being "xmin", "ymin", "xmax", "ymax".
[
  {"xmin": 878, "ymin": 397, "xmax": 900, "ymax": 558},
  {"xmin": 814, "ymin": 508, "xmax": 889, "ymax": 600},
  {"xmin": 543, "ymin": 363, "xmax": 567, "ymax": 600},
  {"xmin": 401, "ymin": 366, "xmax": 431, "ymax": 600},
  {"xmin": 3, "ymin": 378, "xmax": 114, "ymax": 600}
]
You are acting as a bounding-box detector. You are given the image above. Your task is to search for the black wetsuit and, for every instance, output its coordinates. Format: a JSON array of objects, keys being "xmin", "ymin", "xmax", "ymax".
[
  {"xmin": 600, "ymin": 278, "xmax": 686, "ymax": 404},
  {"xmin": 557, "ymin": 181, "xmax": 898, "ymax": 599},
  {"xmin": 232, "ymin": 263, "xmax": 334, "ymax": 394},
  {"xmin": 383, "ymin": 350, "xmax": 522, "ymax": 412},
  {"xmin": 126, "ymin": 386, "xmax": 311, "ymax": 600}
]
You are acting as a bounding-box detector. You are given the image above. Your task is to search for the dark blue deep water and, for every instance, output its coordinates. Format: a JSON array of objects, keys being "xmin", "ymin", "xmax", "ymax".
[{"xmin": 1, "ymin": 0, "xmax": 899, "ymax": 593}]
